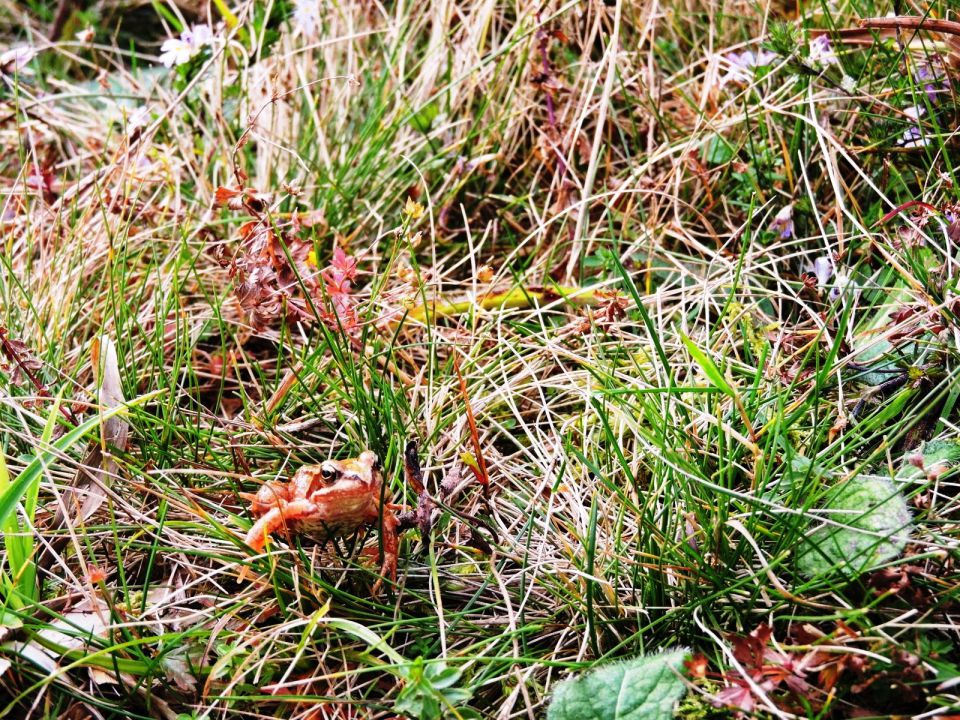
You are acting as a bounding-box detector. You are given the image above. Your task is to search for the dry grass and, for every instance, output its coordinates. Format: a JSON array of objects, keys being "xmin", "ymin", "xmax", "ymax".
[{"xmin": 1, "ymin": 0, "xmax": 959, "ymax": 718}]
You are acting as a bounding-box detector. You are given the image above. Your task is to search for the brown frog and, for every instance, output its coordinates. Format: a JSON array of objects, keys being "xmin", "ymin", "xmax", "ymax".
[{"xmin": 243, "ymin": 451, "xmax": 399, "ymax": 591}]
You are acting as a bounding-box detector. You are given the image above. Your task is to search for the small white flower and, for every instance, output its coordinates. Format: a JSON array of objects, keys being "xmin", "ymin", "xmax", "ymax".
[
  {"xmin": 829, "ymin": 271, "xmax": 851, "ymax": 302},
  {"xmin": 292, "ymin": 0, "xmax": 321, "ymax": 37},
  {"xmin": 183, "ymin": 23, "xmax": 213, "ymax": 47},
  {"xmin": 0, "ymin": 46, "xmax": 37, "ymax": 73},
  {"xmin": 809, "ymin": 35, "xmax": 838, "ymax": 66},
  {"xmin": 159, "ymin": 39, "xmax": 193, "ymax": 68},
  {"xmin": 158, "ymin": 23, "xmax": 214, "ymax": 68},
  {"xmin": 812, "ymin": 256, "xmax": 834, "ymax": 287},
  {"xmin": 127, "ymin": 105, "xmax": 151, "ymax": 131},
  {"xmin": 840, "ymin": 74, "xmax": 856, "ymax": 93},
  {"xmin": 75, "ymin": 27, "xmax": 95, "ymax": 44}
]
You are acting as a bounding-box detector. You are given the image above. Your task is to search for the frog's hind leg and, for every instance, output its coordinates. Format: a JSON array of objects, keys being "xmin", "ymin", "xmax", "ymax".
[{"xmin": 371, "ymin": 508, "xmax": 400, "ymax": 596}]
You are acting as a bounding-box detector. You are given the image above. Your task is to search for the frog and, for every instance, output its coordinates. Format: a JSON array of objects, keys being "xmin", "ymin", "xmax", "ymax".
[{"xmin": 242, "ymin": 450, "xmax": 399, "ymax": 592}]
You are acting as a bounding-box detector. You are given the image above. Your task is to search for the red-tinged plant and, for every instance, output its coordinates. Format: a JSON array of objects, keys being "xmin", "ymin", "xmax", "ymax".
[
  {"xmin": 215, "ymin": 184, "xmax": 361, "ymax": 335},
  {"xmin": 714, "ymin": 677, "xmax": 775, "ymax": 715},
  {"xmin": 319, "ymin": 245, "xmax": 359, "ymax": 334},
  {"xmin": 0, "ymin": 327, "xmax": 78, "ymax": 424},
  {"xmin": 453, "ymin": 354, "xmax": 489, "ymax": 497},
  {"xmin": 215, "ymin": 185, "xmax": 271, "ymax": 213},
  {"xmin": 227, "ymin": 219, "xmax": 318, "ymax": 330},
  {"xmin": 713, "ymin": 622, "xmax": 932, "ymax": 717},
  {"xmin": 684, "ymin": 653, "xmax": 708, "ymax": 679}
]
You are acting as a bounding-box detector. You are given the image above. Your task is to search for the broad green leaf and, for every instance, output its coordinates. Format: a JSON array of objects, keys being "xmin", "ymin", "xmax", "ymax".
[
  {"xmin": 547, "ymin": 649, "xmax": 689, "ymax": 720},
  {"xmin": 680, "ymin": 334, "xmax": 735, "ymax": 398},
  {"xmin": 0, "ymin": 609, "xmax": 22, "ymax": 631},
  {"xmin": 702, "ymin": 135, "xmax": 734, "ymax": 165},
  {"xmin": 797, "ymin": 475, "xmax": 912, "ymax": 579},
  {"xmin": 850, "ymin": 283, "xmax": 921, "ymax": 386},
  {"xmin": 1, "ymin": 394, "xmax": 65, "ymax": 605}
]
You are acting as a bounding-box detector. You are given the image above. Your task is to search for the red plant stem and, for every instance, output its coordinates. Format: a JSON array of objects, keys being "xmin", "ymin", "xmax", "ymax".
[
  {"xmin": 859, "ymin": 16, "xmax": 960, "ymax": 37},
  {"xmin": 454, "ymin": 355, "xmax": 489, "ymax": 497},
  {"xmin": 872, "ymin": 200, "xmax": 939, "ymax": 226},
  {"xmin": 536, "ymin": 18, "xmax": 557, "ymax": 129}
]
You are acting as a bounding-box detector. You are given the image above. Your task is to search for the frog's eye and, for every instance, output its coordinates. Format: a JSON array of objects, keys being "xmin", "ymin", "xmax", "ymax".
[{"xmin": 320, "ymin": 466, "xmax": 337, "ymax": 483}]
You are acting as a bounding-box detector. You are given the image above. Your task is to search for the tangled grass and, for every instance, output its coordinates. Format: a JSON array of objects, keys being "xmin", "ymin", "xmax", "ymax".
[{"xmin": 1, "ymin": 0, "xmax": 959, "ymax": 717}]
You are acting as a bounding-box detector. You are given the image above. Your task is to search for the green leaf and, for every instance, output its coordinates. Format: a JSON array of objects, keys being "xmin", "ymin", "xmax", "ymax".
[
  {"xmin": 680, "ymin": 333, "xmax": 735, "ymax": 398},
  {"xmin": 409, "ymin": 103, "xmax": 439, "ymax": 133},
  {"xmin": 394, "ymin": 658, "xmax": 472, "ymax": 720},
  {"xmin": 849, "ymin": 283, "xmax": 920, "ymax": 386},
  {"xmin": 797, "ymin": 475, "xmax": 912, "ymax": 579},
  {"xmin": 547, "ymin": 649, "xmax": 689, "ymax": 720},
  {"xmin": 702, "ymin": 135, "xmax": 734, "ymax": 165},
  {"xmin": 0, "ymin": 394, "xmax": 62, "ymax": 605}
]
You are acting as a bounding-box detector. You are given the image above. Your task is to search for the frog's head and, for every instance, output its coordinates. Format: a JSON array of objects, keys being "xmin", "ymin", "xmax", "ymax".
[{"xmin": 317, "ymin": 450, "xmax": 379, "ymax": 488}]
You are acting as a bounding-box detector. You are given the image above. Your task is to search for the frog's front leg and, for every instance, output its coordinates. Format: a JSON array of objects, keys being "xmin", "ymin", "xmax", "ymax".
[{"xmin": 244, "ymin": 498, "xmax": 317, "ymax": 551}]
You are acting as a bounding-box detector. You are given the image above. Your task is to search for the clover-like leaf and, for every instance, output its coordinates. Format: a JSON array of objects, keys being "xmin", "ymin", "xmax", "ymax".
[
  {"xmin": 394, "ymin": 657, "xmax": 473, "ymax": 720},
  {"xmin": 547, "ymin": 649, "xmax": 689, "ymax": 720}
]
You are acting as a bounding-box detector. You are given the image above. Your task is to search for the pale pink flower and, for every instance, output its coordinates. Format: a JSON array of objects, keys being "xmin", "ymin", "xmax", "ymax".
[
  {"xmin": 812, "ymin": 256, "xmax": 834, "ymax": 286},
  {"xmin": 719, "ymin": 48, "xmax": 776, "ymax": 86},
  {"xmin": 0, "ymin": 46, "xmax": 37, "ymax": 74},
  {"xmin": 808, "ymin": 35, "xmax": 838, "ymax": 66},
  {"xmin": 770, "ymin": 203, "xmax": 794, "ymax": 238},
  {"xmin": 899, "ymin": 126, "xmax": 930, "ymax": 148}
]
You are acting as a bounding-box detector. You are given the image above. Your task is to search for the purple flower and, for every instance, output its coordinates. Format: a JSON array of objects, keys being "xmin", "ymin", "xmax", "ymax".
[
  {"xmin": 903, "ymin": 104, "xmax": 924, "ymax": 121},
  {"xmin": 720, "ymin": 48, "xmax": 777, "ymax": 86},
  {"xmin": 809, "ymin": 35, "xmax": 838, "ymax": 66},
  {"xmin": 915, "ymin": 63, "xmax": 945, "ymax": 103},
  {"xmin": 899, "ymin": 126, "xmax": 930, "ymax": 148},
  {"xmin": 770, "ymin": 203, "xmax": 794, "ymax": 238}
]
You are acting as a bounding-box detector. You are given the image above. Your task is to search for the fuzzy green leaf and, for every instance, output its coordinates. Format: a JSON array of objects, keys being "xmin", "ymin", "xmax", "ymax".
[
  {"xmin": 547, "ymin": 649, "xmax": 689, "ymax": 720},
  {"xmin": 797, "ymin": 475, "xmax": 912, "ymax": 579},
  {"xmin": 703, "ymin": 135, "xmax": 734, "ymax": 165}
]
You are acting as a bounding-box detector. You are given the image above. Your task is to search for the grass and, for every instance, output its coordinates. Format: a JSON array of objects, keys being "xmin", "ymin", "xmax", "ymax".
[{"xmin": 1, "ymin": 0, "xmax": 960, "ymax": 717}]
